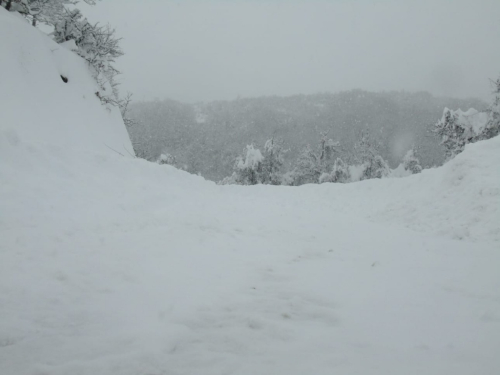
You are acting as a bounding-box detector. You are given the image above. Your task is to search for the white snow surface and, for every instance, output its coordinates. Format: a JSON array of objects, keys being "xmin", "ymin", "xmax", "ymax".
[{"xmin": 1, "ymin": 9, "xmax": 500, "ymax": 375}]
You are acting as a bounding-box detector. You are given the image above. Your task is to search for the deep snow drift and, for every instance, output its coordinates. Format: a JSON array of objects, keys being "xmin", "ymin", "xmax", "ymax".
[{"xmin": 1, "ymin": 9, "xmax": 499, "ymax": 375}]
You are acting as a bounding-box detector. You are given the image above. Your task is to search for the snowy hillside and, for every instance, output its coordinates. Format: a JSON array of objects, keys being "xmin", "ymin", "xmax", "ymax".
[
  {"xmin": 1, "ymin": 9, "xmax": 500, "ymax": 375},
  {"xmin": 0, "ymin": 9, "xmax": 133, "ymax": 157}
]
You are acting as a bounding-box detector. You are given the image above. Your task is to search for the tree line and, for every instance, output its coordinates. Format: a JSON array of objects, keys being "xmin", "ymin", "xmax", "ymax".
[
  {"xmin": 216, "ymin": 78, "xmax": 500, "ymax": 186},
  {"xmin": 130, "ymin": 90, "xmax": 488, "ymax": 182}
]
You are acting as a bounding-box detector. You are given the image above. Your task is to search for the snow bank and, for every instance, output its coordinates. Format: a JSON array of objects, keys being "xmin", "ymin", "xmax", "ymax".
[
  {"xmin": 283, "ymin": 137, "xmax": 499, "ymax": 242},
  {"xmin": 372, "ymin": 137, "xmax": 499, "ymax": 241},
  {"xmin": 0, "ymin": 8, "xmax": 133, "ymax": 157}
]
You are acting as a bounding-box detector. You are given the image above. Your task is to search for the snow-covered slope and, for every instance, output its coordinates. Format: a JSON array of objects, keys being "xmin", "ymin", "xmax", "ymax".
[
  {"xmin": 304, "ymin": 138, "xmax": 500, "ymax": 242},
  {"xmin": 0, "ymin": 8, "xmax": 133, "ymax": 157},
  {"xmin": 1, "ymin": 9, "xmax": 499, "ymax": 375}
]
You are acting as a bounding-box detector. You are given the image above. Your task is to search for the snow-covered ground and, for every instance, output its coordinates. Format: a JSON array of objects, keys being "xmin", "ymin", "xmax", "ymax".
[{"xmin": 1, "ymin": 9, "xmax": 499, "ymax": 375}]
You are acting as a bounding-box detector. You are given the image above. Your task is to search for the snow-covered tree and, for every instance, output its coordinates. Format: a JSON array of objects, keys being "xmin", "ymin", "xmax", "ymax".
[
  {"xmin": 287, "ymin": 132, "xmax": 342, "ymax": 186},
  {"xmin": 230, "ymin": 144, "xmax": 264, "ymax": 185},
  {"xmin": 319, "ymin": 157, "xmax": 351, "ymax": 183},
  {"xmin": 483, "ymin": 77, "xmax": 500, "ymax": 140},
  {"xmin": 434, "ymin": 107, "xmax": 490, "ymax": 160},
  {"xmin": 354, "ymin": 132, "xmax": 390, "ymax": 180},
  {"xmin": 317, "ymin": 132, "xmax": 340, "ymax": 171},
  {"xmin": 260, "ymin": 137, "xmax": 286, "ymax": 185},
  {"xmin": 402, "ymin": 148, "xmax": 422, "ymax": 174},
  {"xmin": 434, "ymin": 75, "xmax": 500, "ymax": 160},
  {"xmin": 287, "ymin": 145, "xmax": 320, "ymax": 185},
  {"xmin": 52, "ymin": 9, "xmax": 123, "ymax": 103},
  {"xmin": 434, "ymin": 108, "xmax": 469, "ymax": 159},
  {"xmin": 1, "ymin": 0, "xmax": 98, "ymax": 26}
]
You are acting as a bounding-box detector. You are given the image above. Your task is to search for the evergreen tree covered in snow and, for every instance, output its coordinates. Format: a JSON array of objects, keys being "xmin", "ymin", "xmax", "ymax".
[
  {"xmin": 402, "ymin": 148, "xmax": 422, "ymax": 174},
  {"xmin": 229, "ymin": 145, "xmax": 264, "ymax": 185},
  {"xmin": 287, "ymin": 145, "xmax": 320, "ymax": 185},
  {"xmin": 434, "ymin": 77, "xmax": 500, "ymax": 160},
  {"xmin": 355, "ymin": 132, "xmax": 390, "ymax": 180},
  {"xmin": 434, "ymin": 107, "xmax": 492, "ymax": 160},
  {"xmin": 484, "ymin": 77, "xmax": 500, "ymax": 140},
  {"xmin": 286, "ymin": 133, "xmax": 341, "ymax": 186},
  {"xmin": 260, "ymin": 137, "xmax": 286, "ymax": 185},
  {"xmin": 319, "ymin": 157, "xmax": 351, "ymax": 183},
  {"xmin": 317, "ymin": 132, "xmax": 340, "ymax": 172},
  {"xmin": 434, "ymin": 108, "xmax": 470, "ymax": 159}
]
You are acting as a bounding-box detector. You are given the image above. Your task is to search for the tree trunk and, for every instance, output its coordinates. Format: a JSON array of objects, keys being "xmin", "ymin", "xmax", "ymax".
[{"xmin": 5, "ymin": 0, "xmax": 13, "ymax": 11}]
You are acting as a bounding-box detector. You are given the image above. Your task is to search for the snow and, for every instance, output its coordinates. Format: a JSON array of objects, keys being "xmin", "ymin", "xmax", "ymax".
[
  {"xmin": 1, "ymin": 8, "xmax": 500, "ymax": 375},
  {"xmin": 60, "ymin": 39, "xmax": 79, "ymax": 52},
  {"xmin": 347, "ymin": 163, "xmax": 366, "ymax": 182},
  {"xmin": 388, "ymin": 162, "xmax": 412, "ymax": 178}
]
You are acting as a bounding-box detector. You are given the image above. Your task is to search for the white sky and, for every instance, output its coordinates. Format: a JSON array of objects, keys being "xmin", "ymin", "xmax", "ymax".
[{"xmin": 82, "ymin": 0, "xmax": 500, "ymax": 103}]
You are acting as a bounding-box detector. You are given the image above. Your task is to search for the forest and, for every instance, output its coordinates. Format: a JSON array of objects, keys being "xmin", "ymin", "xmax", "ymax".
[{"xmin": 128, "ymin": 90, "xmax": 486, "ymax": 183}]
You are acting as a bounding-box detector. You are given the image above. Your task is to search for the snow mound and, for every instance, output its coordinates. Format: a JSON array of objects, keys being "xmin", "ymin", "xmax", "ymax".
[{"xmin": 0, "ymin": 8, "xmax": 133, "ymax": 157}]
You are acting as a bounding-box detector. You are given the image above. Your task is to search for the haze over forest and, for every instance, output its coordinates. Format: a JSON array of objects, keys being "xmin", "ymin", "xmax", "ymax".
[
  {"xmin": 79, "ymin": 0, "xmax": 500, "ymax": 182},
  {"xmin": 128, "ymin": 91, "xmax": 486, "ymax": 181}
]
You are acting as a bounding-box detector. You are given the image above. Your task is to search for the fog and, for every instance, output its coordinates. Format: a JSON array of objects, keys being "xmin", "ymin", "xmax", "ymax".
[{"xmin": 83, "ymin": 0, "xmax": 500, "ymax": 102}]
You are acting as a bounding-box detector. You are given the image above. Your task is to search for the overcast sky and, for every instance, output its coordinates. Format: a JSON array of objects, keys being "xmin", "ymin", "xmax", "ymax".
[{"xmin": 82, "ymin": 0, "xmax": 500, "ymax": 103}]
